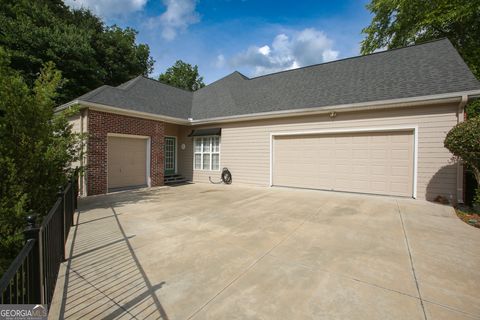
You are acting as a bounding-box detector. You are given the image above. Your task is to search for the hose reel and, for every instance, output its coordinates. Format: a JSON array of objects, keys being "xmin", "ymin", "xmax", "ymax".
[{"xmin": 209, "ymin": 168, "xmax": 232, "ymax": 184}]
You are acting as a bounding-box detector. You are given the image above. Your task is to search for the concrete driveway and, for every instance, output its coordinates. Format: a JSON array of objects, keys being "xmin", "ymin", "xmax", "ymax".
[{"xmin": 49, "ymin": 184, "xmax": 480, "ymax": 320}]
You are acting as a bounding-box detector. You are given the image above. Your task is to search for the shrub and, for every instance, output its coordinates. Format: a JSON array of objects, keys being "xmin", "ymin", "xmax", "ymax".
[
  {"xmin": 444, "ymin": 116, "xmax": 480, "ymax": 205},
  {"xmin": 0, "ymin": 49, "xmax": 83, "ymax": 275}
]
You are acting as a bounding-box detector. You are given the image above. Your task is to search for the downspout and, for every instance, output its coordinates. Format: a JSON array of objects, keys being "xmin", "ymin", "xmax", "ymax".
[{"xmin": 456, "ymin": 95, "xmax": 468, "ymax": 204}]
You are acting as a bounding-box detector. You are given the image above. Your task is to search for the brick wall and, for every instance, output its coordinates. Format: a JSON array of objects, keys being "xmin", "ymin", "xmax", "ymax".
[{"xmin": 87, "ymin": 110, "xmax": 165, "ymax": 195}]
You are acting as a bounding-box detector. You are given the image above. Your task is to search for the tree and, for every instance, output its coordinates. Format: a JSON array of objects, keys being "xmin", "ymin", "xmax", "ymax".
[
  {"xmin": 159, "ymin": 60, "xmax": 205, "ymax": 91},
  {"xmin": 0, "ymin": 48, "xmax": 82, "ymax": 274},
  {"xmin": 361, "ymin": 0, "xmax": 480, "ymax": 116},
  {"xmin": 444, "ymin": 117, "xmax": 480, "ymax": 206},
  {"xmin": 0, "ymin": 0, "xmax": 154, "ymax": 103}
]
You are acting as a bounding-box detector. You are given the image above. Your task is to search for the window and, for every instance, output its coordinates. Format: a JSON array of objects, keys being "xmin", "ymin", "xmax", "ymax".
[{"xmin": 194, "ymin": 136, "xmax": 220, "ymax": 170}]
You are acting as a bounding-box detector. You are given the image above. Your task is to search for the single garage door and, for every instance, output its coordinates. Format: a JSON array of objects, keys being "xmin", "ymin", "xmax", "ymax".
[
  {"xmin": 273, "ymin": 130, "xmax": 414, "ymax": 197},
  {"xmin": 107, "ymin": 136, "xmax": 148, "ymax": 190}
]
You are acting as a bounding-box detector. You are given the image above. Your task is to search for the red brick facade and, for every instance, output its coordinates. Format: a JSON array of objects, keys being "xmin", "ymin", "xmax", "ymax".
[{"xmin": 87, "ymin": 110, "xmax": 165, "ymax": 195}]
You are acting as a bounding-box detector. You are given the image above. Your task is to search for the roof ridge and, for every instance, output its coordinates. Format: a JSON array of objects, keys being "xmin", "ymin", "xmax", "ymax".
[
  {"xmin": 196, "ymin": 71, "xmax": 249, "ymax": 91},
  {"xmin": 247, "ymin": 38, "xmax": 451, "ymax": 81},
  {"xmin": 139, "ymin": 75, "xmax": 195, "ymax": 94},
  {"xmin": 117, "ymin": 76, "xmax": 143, "ymax": 90},
  {"xmin": 79, "ymin": 85, "xmax": 110, "ymax": 101}
]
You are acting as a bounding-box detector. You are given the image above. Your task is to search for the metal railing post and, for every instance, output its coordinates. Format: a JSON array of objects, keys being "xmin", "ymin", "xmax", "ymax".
[
  {"xmin": 23, "ymin": 215, "xmax": 44, "ymax": 304},
  {"xmin": 71, "ymin": 176, "xmax": 74, "ymax": 225},
  {"xmin": 74, "ymin": 167, "xmax": 79, "ymax": 211},
  {"xmin": 57, "ymin": 186, "xmax": 66, "ymax": 261}
]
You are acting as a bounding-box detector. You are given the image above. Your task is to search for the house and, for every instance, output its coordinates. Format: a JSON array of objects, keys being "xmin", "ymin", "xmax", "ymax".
[{"xmin": 60, "ymin": 39, "xmax": 480, "ymax": 203}]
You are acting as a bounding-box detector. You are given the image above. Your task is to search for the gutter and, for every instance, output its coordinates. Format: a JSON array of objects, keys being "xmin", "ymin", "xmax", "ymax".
[
  {"xmin": 57, "ymin": 89, "xmax": 480, "ymax": 126},
  {"xmin": 190, "ymin": 90, "xmax": 480, "ymax": 125},
  {"xmin": 59, "ymin": 100, "xmax": 190, "ymax": 125}
]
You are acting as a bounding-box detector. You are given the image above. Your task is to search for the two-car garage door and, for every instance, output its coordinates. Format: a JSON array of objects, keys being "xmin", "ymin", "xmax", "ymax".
[{"xmin": 272, "ymin": 130, "xmax": 414, "ymax": 197}]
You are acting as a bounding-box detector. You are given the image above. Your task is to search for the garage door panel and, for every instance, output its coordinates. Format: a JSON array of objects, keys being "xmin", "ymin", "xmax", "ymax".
[
  {"xmin": 392, "ymin": 149, "xmax": 410, "ymax": 159},
  {"xmin": 352, "ymin": 165, "xmax": 369, "ymax": 174},
  {"xmin": 273, "ymin": 131, "xmax": 414, "ymax": 197},
  {"xmin": 107, "ymin": 136, "xmax": 147, "ymax": 190},
  {"xmin": 391, "ymin": 182, "xmax": 410, "ymax": 193},
  {"xmin": 391, "ymin": 166, "xmax": 409, "ymax": 176},
  {"xmin": 371, "ymin": 181, "xmax": 387, "ymax": 190},
  {"xmin": 353, "ymin": 149, "xmax": 369, "ymax": 159}
]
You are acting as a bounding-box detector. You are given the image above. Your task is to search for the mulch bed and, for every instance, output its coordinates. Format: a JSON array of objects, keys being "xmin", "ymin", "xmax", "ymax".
[{"xmin": 455, "ymin": 208, "xmax": 480, "ymax": 228}]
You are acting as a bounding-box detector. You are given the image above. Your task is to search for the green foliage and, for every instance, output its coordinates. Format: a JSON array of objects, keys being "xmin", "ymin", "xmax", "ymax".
[
  {"xmin": 466, "ymin": 99, "xmax": 480, "ymax": 118},
  {"xmin": 361, "ymin": 0, "xmax": 480, "ymax": 117},
  {"xmin": 0, "ymin": 0, "xmax": 154, "ymax": 103},
  {"xmin": 361, "ymin": 0, "xmax": 480, "ymax": 80},
  {"xmin": 159, "ymin": 60, "xmax": 205, "ymax": 91},
  {"xmin": 444, "ymin": 117, "xmax": 480, "ymax": 204},
  {"xmin": 0, "ymin": 48, "xmax": 83, "ymax": 274}
]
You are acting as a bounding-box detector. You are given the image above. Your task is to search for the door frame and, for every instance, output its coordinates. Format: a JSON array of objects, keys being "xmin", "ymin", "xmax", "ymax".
[
  {"xmin": 269, "ymin": 125, "xmax": 418, "ymax": 198},
  {"xmin": 107, "ymin": 133, "xmax": 151, "ymax": 190},
  {"xmin": 164, "ymin": 136, "xmax": 177, "ymax": 175}
]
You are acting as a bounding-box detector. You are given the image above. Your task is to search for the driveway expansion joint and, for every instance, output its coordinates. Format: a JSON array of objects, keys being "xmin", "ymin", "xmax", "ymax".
[
  {"xmin": 265, "ymin": 252, "xmax": 423, "ymax": 300},
  {"xmin": 396, "ymin": 200, "xmax": 427, "ymax": 320},
  {"xmin": 186, "ymin": 208, "xmax": 321, "ymax": 320}
]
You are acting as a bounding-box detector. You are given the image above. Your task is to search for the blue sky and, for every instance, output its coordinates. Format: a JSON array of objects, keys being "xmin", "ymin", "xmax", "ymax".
[{"xmin": 65, "ymin": 0, "xmax": 372, "ymax": 84}]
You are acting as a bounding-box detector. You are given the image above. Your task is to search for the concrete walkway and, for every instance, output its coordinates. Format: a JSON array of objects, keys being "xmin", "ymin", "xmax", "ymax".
[{"xmin": 49, "ymin": 184, "xmax": 480, "ymax": 319}]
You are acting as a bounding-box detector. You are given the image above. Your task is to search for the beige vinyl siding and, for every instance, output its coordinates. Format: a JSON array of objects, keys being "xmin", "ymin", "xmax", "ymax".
[
  {"xmin": 178, "ymin": 103, "xmax": 460, "ymax": 202},
  {"xmin": 67, "ymin": 114, "xmax": 82, "ymax": 170},
  {"xmin": 177, "ymin": 126, "xmax": 222, "ymax": 182},
  {"xmin": 68, "ymin": 109, "xmax": 88, "ymax": 196},
  {"xmin": 177, "ymin": 126, "xmax": 193, "ymax": 178},
  {"xmin": 69, "ymin": 114, "xmax": 82, "ymax": 133}
]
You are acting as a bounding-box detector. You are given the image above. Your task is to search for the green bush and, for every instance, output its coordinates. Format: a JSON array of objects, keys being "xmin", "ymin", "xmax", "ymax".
[
  {"xmin": 466, "ymin": 100, "xmax": 480, "ymax": 118},
  {"xmin": 444, "ymin": 116, "xmax": 480, "ymax": 205},
  {"xmin": 0, "ymin": 49, "xmax": 83, "ymax": 275}
]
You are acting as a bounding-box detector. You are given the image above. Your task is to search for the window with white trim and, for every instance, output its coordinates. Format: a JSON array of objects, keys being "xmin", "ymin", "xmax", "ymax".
[{"xmin": 194, "ymin": 136, "xmax": 220, "ymax": 170}]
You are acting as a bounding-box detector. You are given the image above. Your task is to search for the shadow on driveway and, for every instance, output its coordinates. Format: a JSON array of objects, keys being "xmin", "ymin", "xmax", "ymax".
[{"xmin": 52, "ymin": 197, "xmax": 168, "ymax": 319}]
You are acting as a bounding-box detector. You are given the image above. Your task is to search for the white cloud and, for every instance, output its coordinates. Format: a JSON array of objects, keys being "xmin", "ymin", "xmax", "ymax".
[
  {"xmin": 322, "ymin": 49, "xmax": 338, "ymax": 62},
  {"xmin": 215, "ymin": 54, "xmax": 226, "ymax": 68},
  {"xmin": 65, "ymin": 0, "xmax": 147, "ymax": 18},
  {"xmin": 146, "ymin": 0, "xmax": 200, "ymax": 40},
  {"xmin": 231, "ymin": 28, "xmax": 339, "ymax": 76},
  {"xmin": 258, "ymin": 45, "xmax": 271, "ymax": 56}
]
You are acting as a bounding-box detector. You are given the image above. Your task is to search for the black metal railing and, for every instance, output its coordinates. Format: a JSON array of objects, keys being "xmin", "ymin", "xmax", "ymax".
[
  {"xmin": 40, "ymin": 198, "xmax": 64, "ymax": 305},
  {"xmin": 0, "ymin": 240, "xmax": 37, "ymax": 304},
  {"xmin": 0, "ymin": 170, "xmax": 79, "ymax": 307}
]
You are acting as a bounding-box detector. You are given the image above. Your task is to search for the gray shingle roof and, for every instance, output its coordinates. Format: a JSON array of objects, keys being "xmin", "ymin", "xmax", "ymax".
[
  {"xmin": 73, "ymin": 39, "xmax": 480, "ymax": 120},
  {"xmin": 76, "ymin": 76, "xmax": 193, "ymax": 119}
]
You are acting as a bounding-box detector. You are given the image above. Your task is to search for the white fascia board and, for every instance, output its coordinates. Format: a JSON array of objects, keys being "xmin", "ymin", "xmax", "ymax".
[
  {"xmin": 191, "ymin": 90, "xmax": 480, "ymax": 125},
  {"xmin": 60, "ymin": 100, "xmax": 190, "ymax": 125},
  {"xmin": 56, "ymin": 89, "xmax": 480, "ymax": 125}
]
